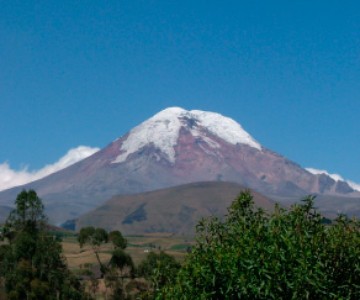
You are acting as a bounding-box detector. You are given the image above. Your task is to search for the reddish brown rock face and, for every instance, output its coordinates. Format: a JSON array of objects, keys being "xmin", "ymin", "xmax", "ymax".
[{"xmin": 0, "ymin": 108, "xmax": 358, "ymax": 224}]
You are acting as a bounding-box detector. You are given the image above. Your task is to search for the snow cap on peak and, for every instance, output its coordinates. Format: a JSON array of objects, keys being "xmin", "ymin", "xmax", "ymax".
[
  {"xmin": 154, "ymin": 106, "xmax": 187, "ymax": 116},
  {"xmin": 306, "ymin": 168, "xmax": 360, "ymax": 192},
  {"xmin": 112, "ymin": 107, "xmax": 261, "ymax": 164}
]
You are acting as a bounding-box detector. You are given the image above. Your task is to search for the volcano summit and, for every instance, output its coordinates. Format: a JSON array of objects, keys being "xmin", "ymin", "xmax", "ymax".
[
  {"xmin": 0, "ymin": 107, "xmax": 358, "ymax": 224},
  {"xmin": 112, "ymin": 107, "xmax": 261, "ymax": 164}
]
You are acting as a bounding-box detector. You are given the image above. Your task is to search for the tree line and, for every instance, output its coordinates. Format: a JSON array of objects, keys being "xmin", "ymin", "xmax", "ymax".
[
  {"xmin": 0, "ymin": 189, "xmax": 359, "ymax": 299},
  {"xmin": 0, "ymin": 190, "xmax": 179, "ymax": 299}
]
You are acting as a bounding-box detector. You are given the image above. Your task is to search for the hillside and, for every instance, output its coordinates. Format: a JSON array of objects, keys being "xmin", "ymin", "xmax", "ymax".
[{"xmin": 76, "ymin": 181, "xmax": 274, "ymax": 235}]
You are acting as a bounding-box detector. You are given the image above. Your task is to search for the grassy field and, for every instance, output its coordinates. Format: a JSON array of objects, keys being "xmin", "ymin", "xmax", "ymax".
[
  {"xmin": 0, "ymin": 233, "xmax": 192, "ymax": 299},
  {"xmin": 62, "ymin": 233, "xmax": 193, "ymax": 271},
  {"xmin": 60, "ymin": 233, "xmax": 193, "ymax": 299}
]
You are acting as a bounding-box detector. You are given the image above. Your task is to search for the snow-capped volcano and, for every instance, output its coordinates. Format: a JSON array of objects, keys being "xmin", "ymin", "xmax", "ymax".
[
  {"xmin": 112, "ymin": 107, "xmax": 261, "ymax": 164},
  {"xmin": 0, "ymin": 107, "xmax": 359, "ymax": 225}
]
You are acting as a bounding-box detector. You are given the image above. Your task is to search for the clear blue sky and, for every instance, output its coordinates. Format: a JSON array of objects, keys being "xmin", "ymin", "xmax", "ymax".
[{"xmin": 1, "ymin": 1, "xmax": 359, "ymax": 182}]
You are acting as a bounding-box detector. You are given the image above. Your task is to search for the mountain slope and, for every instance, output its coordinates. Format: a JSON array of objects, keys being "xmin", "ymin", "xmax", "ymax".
[
  {"xmin": 76, "ymin": 181, "xmax": 275, "ymax": 235},
  {"xmin": 0, "ymin": 107, "xmax": 358, "ymax": 224}
]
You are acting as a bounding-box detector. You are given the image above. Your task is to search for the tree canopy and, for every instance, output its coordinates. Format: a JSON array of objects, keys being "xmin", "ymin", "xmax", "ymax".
[
  {"xmin": 0, "ymin": 190, "xmax": 86, "ymax": 299},
  {"xmin": 138, "ymin": 251, "xmax": 180, "ymax": 291},
  {"xmin": 78, "ymin": 226, "xmax": 134, "ymax": 299},
  {"xmin": 3, "ymin": 190, "xmax": 46, "ymax": 239},
  {"xmin": 160, "ymin": 191, "xmax": 360, "ymax": 299},
  {"xmin": 2, "ymin": 189, "xmax": 359, "ymax": 299}
]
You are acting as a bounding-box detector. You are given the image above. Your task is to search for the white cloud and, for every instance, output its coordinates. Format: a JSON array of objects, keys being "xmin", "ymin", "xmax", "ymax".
[
  {"xmin": 0, "ymin": 146, "xmax": 99, "ymax": 192},
  {"xmin": 306, "ymin": 167, "xmax": 360, "ymax": 192}
]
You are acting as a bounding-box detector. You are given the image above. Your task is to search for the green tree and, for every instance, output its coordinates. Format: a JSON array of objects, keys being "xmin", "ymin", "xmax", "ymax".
[
  {"xmin": 160, "ymin": 191, "xmax": 360, "ymax": 299},
  {"xmin": 109, "ymin": 249, "xmax": 134, "ymax": 277},
  {"xmin": 78, "ymin": 226, "xmax": 109, "ymax": 277},
  {"xmin": 138, "ymin": 251, "xmax": 180, "ymax": 291},
  {"xmin": 3, "ymin": 190, "xmax": 46, "ymax": 241},
  {"xmin": 78, "ymin": 226, "xmax": 108, "ymax": 248},
  {"xmin": 0, "ymin": 190, "xmax": 86, "ymax": 299},
  {"xmin": 106, "ymin": 249, "xmax": 135, "ymax": 300},
  {"xmin": 109, "ymin": 230, "xmax": 127, "ymax": 250},
  {"xmin": 78, "ymin": 226, "xmax": 133, "ymax": 299}
]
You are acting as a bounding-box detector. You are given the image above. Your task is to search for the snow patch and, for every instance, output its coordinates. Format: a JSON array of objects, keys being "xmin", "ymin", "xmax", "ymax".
[
  {"xmin": 113, "ymin": 108, "xmax": 183, "ymax": 163},
  {"xmin": 347, "ymin": 180, "xmax": 360, "ymax": 192},
  {"xmin": 306, "ymin": 168, "xmax": 344, "ymax": 182},
  {"xmin": 190, "ymin": 110, "xmax": 261, "ymax": 150},
  {"xmin": 112, "ymin": 107, "xmax": 261, "ymax": 164},
  {"xmin": 306, "ymin": 168, "xmax": 360, "ymax": 192}
]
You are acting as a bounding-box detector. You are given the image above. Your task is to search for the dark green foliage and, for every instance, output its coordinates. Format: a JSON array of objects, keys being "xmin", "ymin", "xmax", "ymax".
[
  {"xmin": 138, "ymin": 251, "xmax": 180, "ymax": 291},
  {"xmin": 106, "ymin": 249, "xmax": 135, "ymax": 299},
  {"xmin": 78, "ymin": 226, "xmax": 108, "ymax": 247},
  {"xmin": 78, "ymin": 227, "xmax": 128, "ymax": 263},
  {"xmin": 109, "ymin": 249, "xmax": 134, "ymax": 273},
  {"xmin": 0, "ymin": 190, "xmax": 87, "ymax": 299},
  {"xmin": 160, "ymin": 191, "xmax": 360, "ymax": 299},
  {"xmin": 109, "ymin": 230, "xmax": 127, "ymax": 249},
  {"xmin": 77, "ymin": 226, "xmax": 134, "ymax": 299},
  {"xmin": 3, "ymin": 190, "xmax": 46, "ymax": 240},
  {"xmin": 78, "ymin": 226, "xmax": 110, "ymax": 277}
]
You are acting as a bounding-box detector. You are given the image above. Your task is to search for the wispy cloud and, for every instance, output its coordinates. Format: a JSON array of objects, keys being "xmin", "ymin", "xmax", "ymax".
[
  {"xmin": 306, "ymin": 168, "xmax": 360, "ymax": 192},
  {"xmin": 0, "ymin": 146, "xmax": 99, "ymax": 192}
]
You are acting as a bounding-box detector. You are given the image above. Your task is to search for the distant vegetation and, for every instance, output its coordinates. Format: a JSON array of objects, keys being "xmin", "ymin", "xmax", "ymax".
[{"xmin": 0, "ymin": 190, "xmax": 359, "ymax": 299}]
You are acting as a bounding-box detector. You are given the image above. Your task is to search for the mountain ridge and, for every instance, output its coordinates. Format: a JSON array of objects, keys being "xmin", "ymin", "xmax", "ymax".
[
  {"xmin": 76, "ymin": 181, "xmax": 275, "ymax": 235},
  {"xmin": 0, "ymin": 107, "xmax": 358, "ymax": 225}
]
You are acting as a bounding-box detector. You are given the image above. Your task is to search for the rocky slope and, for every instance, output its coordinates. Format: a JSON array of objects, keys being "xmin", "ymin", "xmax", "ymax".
[{"xmin": 0, "ymin": 107, "xmax": 358, "ymax": 224}]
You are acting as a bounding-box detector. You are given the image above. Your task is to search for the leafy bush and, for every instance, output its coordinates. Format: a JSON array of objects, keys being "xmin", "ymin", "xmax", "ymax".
[
  {"xmin": 138, "ymin": 251, "xmax": 180, "ymax": 290},
  {"xmin": 160, "ymin": 191, "xmax": 360, "ymax": 299}
]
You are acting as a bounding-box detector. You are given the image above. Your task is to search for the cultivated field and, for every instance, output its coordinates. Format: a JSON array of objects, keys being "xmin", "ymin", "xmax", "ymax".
[
  {"xmin": 60, "ymin": 233, "xmax": 192, "ymax": 299},
  {"xmin": 62, "ymin": 233, "xmax": 192, "ymax": 270}
]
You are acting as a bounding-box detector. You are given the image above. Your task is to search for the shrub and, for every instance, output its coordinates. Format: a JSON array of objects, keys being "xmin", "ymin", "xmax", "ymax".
[{"xmin": 160, "ymin": 191, "xmax": 360, "ymax": 299}]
